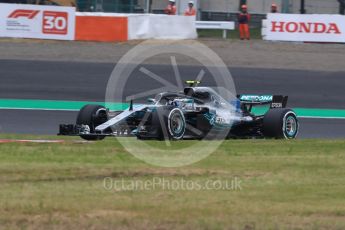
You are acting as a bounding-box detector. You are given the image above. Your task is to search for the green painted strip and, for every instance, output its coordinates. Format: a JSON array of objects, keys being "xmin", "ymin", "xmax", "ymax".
[
  {"xmin": 0, "ymin": 99, "xmax": 345, "ymax": 119},
  {"xmin": 252, "ymin": 106, "xmax": 345, "ymax": 119},
  {"xmin": 295, "ymin": 108, "xmax": 345, "ymax": 119},
  {"xmin": 0, "ymin": 99, "xmax": 128, "ymax": 111}
]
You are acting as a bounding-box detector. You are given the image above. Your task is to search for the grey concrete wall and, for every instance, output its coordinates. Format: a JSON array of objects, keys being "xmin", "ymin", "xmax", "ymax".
[
  {"xmin": 247, "ymin": 0, "xmax": 283, "ymax": 14},
  {"xmin": 289, "ymin": 0, "xmax": 339, "ymax": 14},
  {"xmin": 199, "ymin": 0, "xmax": 238, "ymax": 12},
  {"xmin": 151, "ymin": 0, "xmax": 167, "ymax": 10}
]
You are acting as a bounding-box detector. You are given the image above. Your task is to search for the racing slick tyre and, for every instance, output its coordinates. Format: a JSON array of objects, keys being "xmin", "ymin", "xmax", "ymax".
[
  {"xmin": 167, "ymin": 108, "xmax": 186, "ymax": 140},
  {"xmin": 263, "ymin": 108, "xmax": 299, "ymax": 139},
  {"xmin": 76, "ymin": 104, "xmax": 108, "ymax": 141},
  {"xmin": 149, "ymin": 107, "xmax": 186, "ymax": 140}
]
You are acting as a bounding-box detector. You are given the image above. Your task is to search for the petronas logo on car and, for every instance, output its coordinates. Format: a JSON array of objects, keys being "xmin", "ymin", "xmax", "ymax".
[{"xmin": 240, "ymin": 95, "xmax": 273, "ymax": 102}]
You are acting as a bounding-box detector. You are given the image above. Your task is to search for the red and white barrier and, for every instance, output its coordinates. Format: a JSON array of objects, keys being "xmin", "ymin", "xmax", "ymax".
[
  {"xmin": 0, "ymin": 3, "xmax": 197, "ymax": 42},
  {"xmin": 263, "ymin": 13, "xmax": 345, "ymax": 43}
]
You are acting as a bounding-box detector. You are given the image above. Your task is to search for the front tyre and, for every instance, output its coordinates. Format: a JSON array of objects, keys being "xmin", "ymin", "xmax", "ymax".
[
  {"xmin": 146, "ymin": 107, "xmax": 186, "ymax": 140},
  {"xmin": 167, "ymin": 108, "xmax": 186, "ymax": 140},
  {"xmin": 76, "ymin": 104, "xmax": 108, "ymax": 141},
  {"xmin": 263, "ymin": 109, "xmax": 299, "ymax": 139}
]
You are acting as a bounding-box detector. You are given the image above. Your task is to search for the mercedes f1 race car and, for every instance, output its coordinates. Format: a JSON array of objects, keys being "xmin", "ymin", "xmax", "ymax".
[{"xmin": 59, "ymin": 81, "xmax": 299, "ymax": 140}]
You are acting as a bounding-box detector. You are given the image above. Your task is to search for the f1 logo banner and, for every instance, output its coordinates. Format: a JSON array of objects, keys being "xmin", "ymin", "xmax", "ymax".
[
  {"xmin": 265, "ymin": 13, "xmax": 345, "ymax": 43},
  {"xmin": 8, "ymin": 9, "xmax": 40, "ymax": 19},
  {"xmin": 0, "ymin": 3, "xmax": 75, "ymax": 40}
]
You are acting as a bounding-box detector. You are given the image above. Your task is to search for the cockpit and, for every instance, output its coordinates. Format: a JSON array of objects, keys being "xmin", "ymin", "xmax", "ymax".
[
  {"xmin": 185, "ymin": 87, "xmax": 225, "ymax": 104},
  {"xmin": 151, "ymin": 87, "xmax": 230, "ymax": 110}
]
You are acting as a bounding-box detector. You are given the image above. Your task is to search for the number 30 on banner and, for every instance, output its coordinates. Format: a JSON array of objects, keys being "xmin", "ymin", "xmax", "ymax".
[{"xmin": 42, "ymin": 11, "xmax": 68, "ymax": 35}]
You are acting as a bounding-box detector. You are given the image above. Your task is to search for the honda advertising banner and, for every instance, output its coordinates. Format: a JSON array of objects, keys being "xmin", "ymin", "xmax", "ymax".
[
  {"xmin": 265, "ymin": 13, "xmax": 345, "ymax": 43},
  {"xmin": 0, "ymin": 3, "xmax": 75, "ymax": 40}
]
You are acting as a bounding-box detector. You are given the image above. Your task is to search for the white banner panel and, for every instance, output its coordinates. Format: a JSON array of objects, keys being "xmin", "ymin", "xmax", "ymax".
[
  {"xmin": 128, "ymin": 14, "xmax": 197, "ymax": 40},
  {"xmin": 0, "ymin": 3, "xmax": 75, "ymax": 40},
  {"xmin": 266, "ymin": 13, "xmax": 345, "ymax": 43}
]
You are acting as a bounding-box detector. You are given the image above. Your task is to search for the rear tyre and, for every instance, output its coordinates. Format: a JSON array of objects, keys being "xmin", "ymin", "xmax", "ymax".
[
  {"xmin": 76, "ymin": 104, "xmax": 108, "ymax": 141},
  {"xmin": 263, "ymin": 108, "xmax": 299, "ymax": 139}
]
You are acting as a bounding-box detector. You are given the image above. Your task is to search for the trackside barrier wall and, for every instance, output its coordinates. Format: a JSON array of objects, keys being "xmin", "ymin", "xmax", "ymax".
[
  {"xmin": 75, "ymin": 13, "xmax": 128, "ymax": 42},
  {"xmin": 0, "ymin": 3, "xmax": 75, "ymax": 40},
  {"xmin": 76, "ymin": 13, "xmax": 197, "ymax": 41},
  {"xmin": 127, "ymin": 14, "xmax": 197, "ymax": 40},
  {"xmin": 262, "ymin": 13, "xmax": 345, "ymax": 43},
  {"xmin": 0, "ymin": 4, "xmax": 197, "ymax": 42}
]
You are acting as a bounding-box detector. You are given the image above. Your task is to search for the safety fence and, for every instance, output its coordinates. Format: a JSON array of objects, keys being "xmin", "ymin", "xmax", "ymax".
[{"xmin": 200, "ymin": 11, "xmax": 266, "ymax": 28}]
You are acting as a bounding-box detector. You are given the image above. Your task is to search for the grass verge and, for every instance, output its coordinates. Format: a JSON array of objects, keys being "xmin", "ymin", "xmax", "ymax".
[{"xmin": 0, "ymin": 134, "xmax": 345, "ymax": 229}]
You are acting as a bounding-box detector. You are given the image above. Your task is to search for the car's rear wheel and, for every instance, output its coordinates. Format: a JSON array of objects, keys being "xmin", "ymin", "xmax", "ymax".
[
  {"xmin": 76, "ymin": 104, "xmax": 108, "ymax": 141},
  {"xmin": 263, "ymin": 108, "xmax": 299, "ymax": 139}
]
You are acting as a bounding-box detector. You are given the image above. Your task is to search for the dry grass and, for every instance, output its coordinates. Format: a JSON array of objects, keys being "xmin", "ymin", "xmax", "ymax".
[{"xmin": 0, "ymin": 135, "xmax": 345, "ymax": 229}]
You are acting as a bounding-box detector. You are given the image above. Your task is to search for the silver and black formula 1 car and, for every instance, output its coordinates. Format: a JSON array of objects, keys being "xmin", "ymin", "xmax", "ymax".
[{"xmin": 59, "ymin": 81, "xmax": 299, "ymax": 140}]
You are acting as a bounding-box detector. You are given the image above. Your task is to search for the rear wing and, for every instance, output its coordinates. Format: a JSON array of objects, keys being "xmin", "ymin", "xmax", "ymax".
[{"xmin": 237, "ymin": 95, "xmax": 288, "ymax": 109}]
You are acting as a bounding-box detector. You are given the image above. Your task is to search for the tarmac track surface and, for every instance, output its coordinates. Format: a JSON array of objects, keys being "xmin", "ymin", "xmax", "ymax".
[{"xmin": 0, "ymin": 59, "xmax": 344, "ymax": 138}]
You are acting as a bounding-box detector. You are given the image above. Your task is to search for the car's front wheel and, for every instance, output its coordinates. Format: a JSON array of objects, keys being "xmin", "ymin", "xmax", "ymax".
[
  {"xmin": 76, "ymin": 104, "xmax": 108, "ymax": 141},
  {"xmin": 146, "ymin": 107, "xmax": 186, "ymax": 140},
  {"xmin": 167, "ymin": 108, "xmax": 186, "ymax": 140}
]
